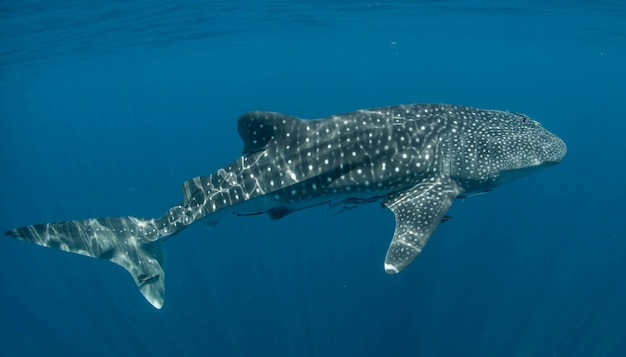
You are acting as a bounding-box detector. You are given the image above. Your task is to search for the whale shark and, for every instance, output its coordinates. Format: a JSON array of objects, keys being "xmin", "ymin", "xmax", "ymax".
[{"xmin": 5, "ymin": 104, "xmax": 566, "ymax": 308}]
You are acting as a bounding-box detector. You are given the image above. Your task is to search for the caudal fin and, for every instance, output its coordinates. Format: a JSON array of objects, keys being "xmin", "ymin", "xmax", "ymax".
[{"xmin": 5, "ymin": 214, "xmax": 180, "ymax": 309}]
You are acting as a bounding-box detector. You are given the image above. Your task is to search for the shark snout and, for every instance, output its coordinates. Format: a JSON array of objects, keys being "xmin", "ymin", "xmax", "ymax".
[{"xmin": 542, "ymin": 133, "xmax": 567, "ymax": 165}]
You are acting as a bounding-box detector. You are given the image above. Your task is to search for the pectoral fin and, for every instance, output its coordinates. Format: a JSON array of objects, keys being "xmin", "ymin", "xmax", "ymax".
[{"xmin": 383, "ymin": 177, "xmax": 461, "ymax": 273}]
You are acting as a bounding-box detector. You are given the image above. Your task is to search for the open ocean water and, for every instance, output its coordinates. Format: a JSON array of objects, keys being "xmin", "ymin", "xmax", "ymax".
[{"xmin": 1, "ymin": 1, "xmax": 625, "ymax": 356}]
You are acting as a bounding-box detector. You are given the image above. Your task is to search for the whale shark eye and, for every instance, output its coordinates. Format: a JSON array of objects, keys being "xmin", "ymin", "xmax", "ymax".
[
  {"xmin": 511, "ymin": 112, "xmax": 529, "ymax": 122},
  {"xmin": 511, "ymin": 112, "xmax": 541, "ymax": 126}
]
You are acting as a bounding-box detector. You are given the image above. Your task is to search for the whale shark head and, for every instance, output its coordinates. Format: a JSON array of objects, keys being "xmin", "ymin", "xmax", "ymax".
[
  {"xmin": 487, "ymin": 111, "xmax": 567, "ymax": 186},
  {"xmin": 447, "ymin": 108, "xmax": 567, "ymax": 190}
]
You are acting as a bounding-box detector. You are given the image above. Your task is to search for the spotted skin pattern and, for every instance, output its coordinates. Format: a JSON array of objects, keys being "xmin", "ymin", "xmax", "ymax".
[{"xmin": 5, "ymin": 104, "xmax": 566, "ymax": 308}]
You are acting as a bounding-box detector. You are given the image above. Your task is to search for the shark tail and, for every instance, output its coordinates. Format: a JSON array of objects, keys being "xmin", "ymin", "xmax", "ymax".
[{"xmin": 4, "ymin": 211, "xmax": 184, "ymax": 309}]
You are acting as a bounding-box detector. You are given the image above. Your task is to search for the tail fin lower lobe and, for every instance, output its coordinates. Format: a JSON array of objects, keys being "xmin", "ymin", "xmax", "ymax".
[{"xmin": 5, "ymin": 213, "xmax": 182, "ymax": 309}]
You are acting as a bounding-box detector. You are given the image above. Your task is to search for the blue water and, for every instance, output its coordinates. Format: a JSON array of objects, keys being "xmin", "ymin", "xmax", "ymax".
[{"xmin": 1, "ymin": 1, "xmax": 625, "ymax": 356}]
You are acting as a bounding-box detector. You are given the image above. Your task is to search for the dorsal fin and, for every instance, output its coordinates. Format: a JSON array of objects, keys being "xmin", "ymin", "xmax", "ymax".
[{"xmin": 237, "ymin": 111, "xmax": 301, "ymax": 155}]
